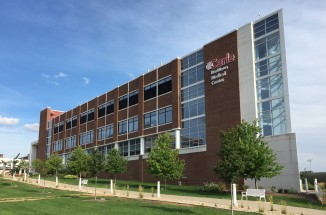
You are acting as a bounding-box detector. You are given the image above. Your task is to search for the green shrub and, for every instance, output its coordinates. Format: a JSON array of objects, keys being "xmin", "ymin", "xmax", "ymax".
[
  {"xmin": 201, "ymin": 182, "xmax": 225, "ymax": 193},
  {"xmin": 278, "ymin": 188, "xmax": 283, "ymax": 193},
  {"xmin": 63, "ymin": 174, "xmax": 78, "ymax": 179},
  {"xmin": 271, "ymin": 186, "xmax": 276, "ymax": 192}
]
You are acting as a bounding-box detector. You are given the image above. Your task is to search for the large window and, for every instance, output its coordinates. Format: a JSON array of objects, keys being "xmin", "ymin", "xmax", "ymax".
[
  {"xmin": 258, "ymin": 98, "xmax": 286, "ymax": 136},
  {"xmin": 54, "ymin": 123, "xmax": 59, "ymax": 134},
  {"xmin": 129, "ymin": 139, "xmax": 140, "ymax": 156},
  {"xmin": 254, "ymin": 13, "xmax": 279, "ymax": 38},
  {"xmin": 119, "ymin": 94, "xmax": 128, "ymax": 110},
  {"xmin": 181, "ymin": 49, "xmax": 203, "ymax": 70},
  {"xmin": 158, "ymin": 106, "xmax": 172, "ymax": 125},
  {"xmin": 144, "ymin": 111, "xmax": 156, "ymax": 128},
  {"xmin": 97, "ymin": 126, "xmax": 106, "ymax": 141},
  {"xmin": 255, "ymin": 32, "xmax": 280, "ymax": 60},
  {"xmin": 106, "ymin": 124, "xmax": 114, "ymax": 138},
  {"xmin": 144, "ymin": 135, "xmax": 157, "ymax": 153},
  {"xmin": 119, "ymin": 141, "xmax": 129, "ymax": 157},
  {"xmin": 144, "ymin": 82, "xmax": 157, "ymax": 101},
  {"xmin": 118, "ymin": 120, "xmax": 128, "ymax": 135},
  {"xmin": 256, "ymin": 54, "xmax": 282, "ymax": 77},
  {"xmin": 98, "ymin": 100, "xmax": 115, "ymax": 118},
  {"xmin": 66, "ymin": 135, "xmax": 76, "ymax": 149},
  {"xmin": 158, "ymin": 76, "xmax": 172, "ymax": 95},
  {"xmin": 181, "ymin": 116, "xmax": 206, "ymax": 148},
  {"xmin": 80, "ymin": 130, "xmax": 93, "ymax": 145},
  {"xmin": 181, "ymin": 82, "xmax": 204, "ymax": 102},
  {"xmin": 256, "ymin": 74, "xmax": 283, "ymax": 100},
  {"xmin": 53, "ymin": 140, "xmax": 63, "ymax": 152},
  {"xmin": 129, "ymin": 90, "xmax": 139, "ymax": 106},
  {"xmin": 181, "ymin": 64, "xmax": 204, "ymax": 88},
  {"xmin": 58, "ymin": 121, "xmax": 64, "ymax": 133},
  {"xmin": 80, "ymin": 109, "xmax": 95, "ymax": 124},
  {"xmin": 128, "ymin": 116, "xmax": 138, "ymax": 133},
  {"xmin": 182, "ymin": 97, "xmax": 205, "ymax": 119}
]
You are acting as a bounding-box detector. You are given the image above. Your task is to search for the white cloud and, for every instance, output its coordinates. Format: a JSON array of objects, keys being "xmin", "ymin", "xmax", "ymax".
[
  {"xmin": 23, "ymin": 123, "xmax": 39, "ymax": 132},
  {"xmin": 41, "ymin": 72, "xmax": 68, "ymax": 85},
  {"xmin": 54, "ymin": 72, "xmax": 68, "ymax": 78},
  {"xmin": 0, "ymin": 115, "xmax": 19, "ymax": 125},
  {"xmin": 83, "ymin": 77, "xmax": 90, "ymax": 85}
]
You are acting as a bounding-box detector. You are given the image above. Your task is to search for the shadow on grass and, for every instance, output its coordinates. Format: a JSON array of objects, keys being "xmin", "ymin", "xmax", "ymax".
[{"xmin": 141, "ymin": 205, "xmax": 195, "ymax": 214}]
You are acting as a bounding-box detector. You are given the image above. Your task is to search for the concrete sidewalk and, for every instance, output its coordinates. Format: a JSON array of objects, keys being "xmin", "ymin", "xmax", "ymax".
[{"xmin": 6, "ymin": 176, "xmax": 325, "ymax": 215}]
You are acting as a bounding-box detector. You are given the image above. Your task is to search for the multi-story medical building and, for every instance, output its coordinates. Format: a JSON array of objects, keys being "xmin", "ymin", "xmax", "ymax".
[{"xmin": 37, "ymin": 9, "xmax": 300, "ymax": 190}]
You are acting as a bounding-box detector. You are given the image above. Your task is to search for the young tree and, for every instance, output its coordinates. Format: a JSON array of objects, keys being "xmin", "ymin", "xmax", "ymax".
[
  {"xmin": 32, "ymin": 159, "xmax": 48, "ymax": 193},
  {"xmin": 88, "ymin": 148, "xmax": 105, "ymax": 200},
  {"xmin": 146, "ymin": 133, "xmax": 185, "ymax": 189},
  {"xmin": 46, "ymin": 153, "xmax": 63, "ymax": 187},
  {"xmin": 67, "ymin": 146, "xmax": 90, "ymax": 190},
  {"xmin": 46, "ymin": 153, "xmax": 63, "ymax": 177},
  {"xmin": 105, "ymin": 148, "xmax": 127, "ymax": 185},
  {"xmin": 215, "ymin": 120, "xmax": 283, "ymax": 188}
]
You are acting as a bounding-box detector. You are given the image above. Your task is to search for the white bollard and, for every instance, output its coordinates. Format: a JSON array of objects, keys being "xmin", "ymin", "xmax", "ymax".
[
  {"xmin": 305, "ymin": 178, "xmax": 308, "ymax": 193},
  {"xmin": 157, "ymin": 181, "xmax": 160, "ymax": 198},
  {"xmin": 79, "ymin": 177, "xmax": 82, "ymax": 190},
  {"xmin": 232, "ymin": 183, "xmax": 238, "ymax": 206},
  {"xmin": 24, "ymin": 173, "xmax": 27, "ymax": 182},
  {"xmin": 110, "ymin": 180, "xmax": 113, "ymax": 194},
  {"xmin": 55, "ymin": 176, "xmax": 58, "ymax": 187},
  {"xmin": 314, "ymin": 179, "xmax": 318, "ymax": 193},
  {"xmin": 299, "ymin": 179, "xmax": 303, "ymax": 192},
  {"xmin": 38, "ymin": 174, "xmax": 41, "ymax": 184}
]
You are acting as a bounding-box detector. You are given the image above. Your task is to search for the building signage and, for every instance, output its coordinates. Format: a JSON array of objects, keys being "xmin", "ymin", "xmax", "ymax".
[{"xmin": 206, "ymin": 53, "xmax": 236, "ymax": 85}]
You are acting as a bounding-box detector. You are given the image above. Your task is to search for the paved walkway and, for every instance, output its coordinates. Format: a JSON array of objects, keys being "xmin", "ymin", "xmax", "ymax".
[{"xmin": 5, "ymin": 177, "xmax": 325, "ymax": 215}]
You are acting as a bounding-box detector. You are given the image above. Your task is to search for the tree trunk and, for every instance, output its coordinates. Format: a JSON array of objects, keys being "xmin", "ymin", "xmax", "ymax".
[
  {"xmin": 164, "ymin": 179, "xmax": 167, "ymax": 190},
  {"xmin": 255, "ymin": 178, "xmax": 257, "ymax": 189}
]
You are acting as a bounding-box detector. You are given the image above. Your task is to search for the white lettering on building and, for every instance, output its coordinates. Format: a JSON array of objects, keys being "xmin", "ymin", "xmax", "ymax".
[{"xmin": 206, "ymin": 53, "xmax": 235, "ymax": 86}]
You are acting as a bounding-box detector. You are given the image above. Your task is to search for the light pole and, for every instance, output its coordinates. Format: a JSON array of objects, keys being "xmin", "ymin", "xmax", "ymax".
[{"xmin": 307, "ymin": 159, "xmax": 312, "ymax": 172}]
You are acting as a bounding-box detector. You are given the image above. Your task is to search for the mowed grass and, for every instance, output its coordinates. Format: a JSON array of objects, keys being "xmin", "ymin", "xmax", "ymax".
[
  {"xmin": 0, "ymin": 178, "xmax": 258, "ymax": 215},
  {"xmin": 42, "ymin": 176, "xmax": 326, "ymax": 210}
]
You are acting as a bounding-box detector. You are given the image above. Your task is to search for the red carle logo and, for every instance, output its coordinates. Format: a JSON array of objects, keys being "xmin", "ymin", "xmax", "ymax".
[{"xmin": 206, "ymin": 53, "xmax": 236, "ymax": 70}]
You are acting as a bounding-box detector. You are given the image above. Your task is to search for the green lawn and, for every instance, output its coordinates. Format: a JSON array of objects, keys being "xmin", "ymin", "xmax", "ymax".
[
  {"xmin": 32, "ymin": 176, "xmax": 326, "ymax": 211},
  {"xmin": 0, "ymin": 178, "xmax": 257, "ymax": 215}
]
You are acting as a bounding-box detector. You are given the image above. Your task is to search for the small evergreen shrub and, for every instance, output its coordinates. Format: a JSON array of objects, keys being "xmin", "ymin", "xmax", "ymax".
[{"xmin": 278, "ymin": 188, "xmax": 283, "ymax": 193}]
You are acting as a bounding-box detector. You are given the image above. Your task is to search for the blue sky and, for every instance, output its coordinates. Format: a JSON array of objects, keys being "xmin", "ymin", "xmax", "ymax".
[{"xmin": 0, "ymin": 0, "xmax": 325, "ymax": 172}]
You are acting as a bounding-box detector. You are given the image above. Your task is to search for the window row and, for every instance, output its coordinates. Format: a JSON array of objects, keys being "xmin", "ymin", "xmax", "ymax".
[
  {"xmin": 144, "ymin": 76, "xmax": 172, "ymax": 101},
  {"xmin": 119, "ymin": 90, "xmax": 139, "ymax": 110},
  {"xmin": 144, "ymin": 106, "xmax": 172, "ymax": 129},
  {"xmin": 80, "ymin": 130, "xmax": 94, "ymax": 145},
  {"xmin": 119, "ymin": 139, "xmax": 141, "ymax": 157},
  {"xmin": 181, "ymin": 64, "xmax": 204, "ymax": 88},
  {"xmin": 256, "ymin": 74, "xmax": 284, "ymax": 100},
  {"xmin": 97, "ymin": 144, "xmax": 115, "ymax": 156},
  {"xmin": 66, "ymin": 115, "xmax": 78, "ymax": 130},
  {"xmin": 118, "ymin": 116, "xmax": 138, "ymax": 135},
  {"xmin": 80, "ymin": 109, "xmax": 95, "ymax": 125},
  {"xmin": 144, "ymin": 132, "xmax": 175, "ymax": 153},
  {"xmin": 98, "ymin": 124, "xmax": 114, "ymax": 141},
  {"xmin": 65, "ymin": 135, "xmax": 76, "ymax": 149},
  {"xmin": 181, "ymin": 49, "xmax": 204, "ymax": 70},
  {"xmin": 98, "ymin": 100, "xmax": 114, "ymax": 118},
  {"xmin": 254, "ymin": 13, "xmax": 279, "ymax": 38},
  {"xmin": 53, "ymin": 140, "xmax": 63, "ymax": 152},
  {"xmin": 54, "ymin": 121, "xmax": 64, "ymax": 134},
  {"xmin": 181, "ymin": 97, "xmax": 205, "ymax": 119}
]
